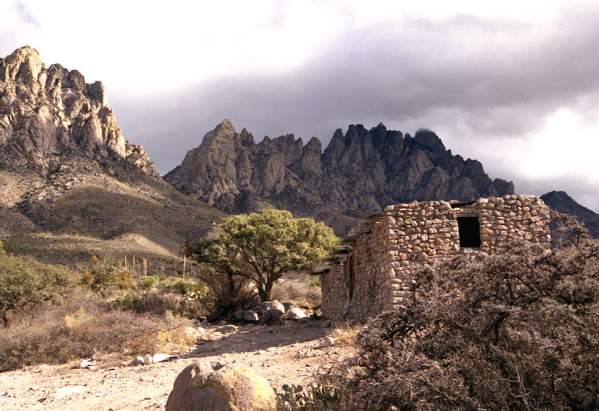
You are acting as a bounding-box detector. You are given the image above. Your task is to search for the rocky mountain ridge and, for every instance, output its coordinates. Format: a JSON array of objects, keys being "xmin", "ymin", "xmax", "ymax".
[
  {"xmin": 165, "ymin": 119, "xmax": 514, "ymax": 233},
  {"xmin": 0, "ymin": 46, "xmax": 156, "ymax": 175}
]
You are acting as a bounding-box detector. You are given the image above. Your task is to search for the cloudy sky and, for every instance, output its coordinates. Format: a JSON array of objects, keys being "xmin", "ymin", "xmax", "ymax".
[{"xmin": 1, "ymin": 0, "xmax": 598, "ymax": 211}]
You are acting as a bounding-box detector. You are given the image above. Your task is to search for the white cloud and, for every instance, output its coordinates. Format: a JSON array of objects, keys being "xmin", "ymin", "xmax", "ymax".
[
  {"xmin": 517, "ymin": 109, "xmax": 599, "ymax": 184},
  {"xmin": 2, "ymin": 0, "xmax": 594, "ymax": 93}
]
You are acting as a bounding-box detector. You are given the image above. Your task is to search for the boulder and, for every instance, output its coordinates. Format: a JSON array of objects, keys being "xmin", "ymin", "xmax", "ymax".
[
  {"xmin": 256, "ymin": 300, "xmax": 286, "ymax": 324},
  {"xmin": 177, "ymin": 326, "xmax": 204, "ymax": 343},
  {"xmin": 166, "ymin": 362, "xmax": 277, "ymax": 411},
  {"xmin": 256, "ymin": 300, "xmax": 285, "ymax": 315},
  {"xmin": 284, "ymin": 306, "xmax": 307, "ymax": 320},
  {"xmin": 242, "ymin": 310, "xmax": 259, "ymax": 323},
  {"xmin": 260, "ymin": 309, "xmax": 284, "ymax": 325}
]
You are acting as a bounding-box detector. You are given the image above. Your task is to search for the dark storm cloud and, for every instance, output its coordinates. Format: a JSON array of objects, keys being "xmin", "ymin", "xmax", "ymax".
[{"xmin": 111, "ymin": 8, "xmax": 599, "ymax": 210}]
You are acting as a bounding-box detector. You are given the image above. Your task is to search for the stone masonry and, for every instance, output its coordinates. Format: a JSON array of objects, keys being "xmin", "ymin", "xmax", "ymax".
[{"xmin": 320, "ymin": 195, "xmax": 551, "ymax": 320}]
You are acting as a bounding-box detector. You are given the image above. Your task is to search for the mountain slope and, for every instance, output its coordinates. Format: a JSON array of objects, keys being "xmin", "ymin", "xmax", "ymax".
[
  {"xmin": 0, "ymin": 46, "xmax": 223, "ymax": 260},
  {"xmin": 165, "ymin": 120, "xmax": 514, "ymax": 233},
  {"xmin": 541, "ymin": 191, "xmax": 599, "ymax": 238}
]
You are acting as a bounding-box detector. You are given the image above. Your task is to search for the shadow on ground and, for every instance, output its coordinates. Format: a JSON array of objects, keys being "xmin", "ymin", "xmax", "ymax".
[{"xmin": 187, "ymin": 320, "xmax": 329, "ymax": 358}]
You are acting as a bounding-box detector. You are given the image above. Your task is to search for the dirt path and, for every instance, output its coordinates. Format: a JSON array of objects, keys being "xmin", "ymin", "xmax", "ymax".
[{"xmin": 0, "ymin": 321, "xmax": 347, "ymax": 410}]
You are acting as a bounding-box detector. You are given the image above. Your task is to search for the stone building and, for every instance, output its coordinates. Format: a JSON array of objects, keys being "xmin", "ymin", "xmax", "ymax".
[{"xmin": 319, "ymin": 195, "xmax": 551, "ymax": 320}]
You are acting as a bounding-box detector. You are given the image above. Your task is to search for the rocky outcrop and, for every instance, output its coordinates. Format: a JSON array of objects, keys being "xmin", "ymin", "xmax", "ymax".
[
  {"xmin": 0, "ymin": 46, "xmax": 156, "ymax": 175},
  {"xmin": 166, "ymin": 120, "xmax": 514, "ymax": 233},
  {"xmin": 541, "ymin": 191, "xmax": 599, "ymax": 238}
]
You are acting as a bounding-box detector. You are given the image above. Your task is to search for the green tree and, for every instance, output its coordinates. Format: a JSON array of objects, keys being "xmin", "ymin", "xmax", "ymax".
[{"xmin": 193, "ymin": 209, "xmax": 337, "ymax": 301}]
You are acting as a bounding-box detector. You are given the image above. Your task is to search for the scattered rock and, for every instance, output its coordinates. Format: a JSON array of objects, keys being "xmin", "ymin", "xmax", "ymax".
[
  {"xmin": 217, "ymin": 324, "xmax": 238, "ymax": 334},
  {"xmin": 284, "ymin": 306, "xmax": 307, "ymax": 320},
  {"xmin": 77, "ymin": 359, "xmax": 95, "ymax": 369},
  {"xmin": 55, "ymin": 385, "xmax": 88, "ymax": 399},
  {"xmin": 166, "ymin": 362, "xmax": 277, "ymax": 411},
  {"xmin": 130, "ymin": 356, "xmax": 145, "ymax": 366}
]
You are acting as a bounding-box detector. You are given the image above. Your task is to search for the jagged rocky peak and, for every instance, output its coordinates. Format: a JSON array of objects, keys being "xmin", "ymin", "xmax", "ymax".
[
  {"xmin": 166, "ymin": 120, "xmax": 515, "ymax": 233},
  {"xmin": 0, "ymin": 45, "xmax": 156, "ymax": 175}
]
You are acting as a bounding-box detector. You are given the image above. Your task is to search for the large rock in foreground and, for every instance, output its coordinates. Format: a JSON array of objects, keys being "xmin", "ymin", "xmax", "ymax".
[{"xmin": 166, "ymin": 362, "xmax": 277, "ymax": 411}]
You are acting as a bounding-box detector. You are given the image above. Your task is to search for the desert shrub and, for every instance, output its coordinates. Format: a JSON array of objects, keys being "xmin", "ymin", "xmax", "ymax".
[
  {"xmin": 83, "ymin": 263, "xmax": 135, "ymax": 293},
  {"xmin": 0, "ymin": 252, "xmax": 72, "ymax": 326},
  {"xmin": 114, "ymin": 277, "xmax": 209, "ymax": 318},
  {"xmin": 0, "ymin": 291, "xmax": 186, "ymax": 371},
  {"xmin": 114, "ymin": 290, "xmax": 179, "ymax": 316},
  {"xmin": 139, "ymin": 275, "xmax": 159, "ymax": 289},
  {"xmin": 327, "ymin": 324, "xmax": 361, "ymax": 347},
  {"xmin": 277, "ymin": 383, "xmax": 338, "ymax": 411},
  {"xmin": 319, "ymin": 242, "xmax": 599, "ymax": 410}
]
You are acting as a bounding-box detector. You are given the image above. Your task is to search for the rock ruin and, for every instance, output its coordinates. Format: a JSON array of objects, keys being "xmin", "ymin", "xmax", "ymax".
[{"xmin": 320, "ymin": 195, "xmax": 552, "ymax": 320}]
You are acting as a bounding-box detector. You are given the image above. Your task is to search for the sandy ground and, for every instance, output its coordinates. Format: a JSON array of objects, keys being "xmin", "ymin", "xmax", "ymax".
[{"xmin": 0, "ymin": 320, "xmax": 348, "ymax": 411}]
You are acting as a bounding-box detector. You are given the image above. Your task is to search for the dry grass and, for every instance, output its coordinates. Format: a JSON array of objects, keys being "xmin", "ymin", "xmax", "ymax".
[
  {"xmin": 327, "ymin": 324, "xmax": 362, "ymax": 347},
  {"xmin": 0, "ymin": 290, "xmax": 192, "ymax": 372},
  {"xmin": 124, "ymin": 321, "xmax": 199, "ymax": 356}
]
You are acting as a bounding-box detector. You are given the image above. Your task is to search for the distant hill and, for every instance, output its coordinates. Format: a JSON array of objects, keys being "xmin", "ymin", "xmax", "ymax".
[
  {"xmin": 165, "ymin": 119, "xmax": 514, "ymax": 234},
  {"xmin": 541, "ymin": 191, "xmax": 599, "ymax": 238}
]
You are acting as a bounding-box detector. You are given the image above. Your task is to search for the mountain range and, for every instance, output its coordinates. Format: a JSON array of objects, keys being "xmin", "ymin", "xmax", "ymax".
[
  {"xmin": 0, "ymin": 45, "xmax": 597, "ymax": 257},
  {"xmin": 164, "ymin": 119, "xmax": 514, "ymax": 233}
]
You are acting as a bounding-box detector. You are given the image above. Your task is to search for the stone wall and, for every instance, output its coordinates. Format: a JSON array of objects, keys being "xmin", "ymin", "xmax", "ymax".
[{"xmin": 321, "ymin": 195, "xmax": 551, "ymax": 320}]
